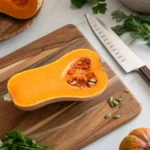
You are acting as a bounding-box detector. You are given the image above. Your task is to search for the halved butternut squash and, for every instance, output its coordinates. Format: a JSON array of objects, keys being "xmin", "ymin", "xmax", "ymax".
[
  {"xmin": 0, "ymin": 0, "xmax": 43, "ymax": 19},
  {"xmin": 6, "ymin": 49, "xmax": 108, "ymax": 111}
]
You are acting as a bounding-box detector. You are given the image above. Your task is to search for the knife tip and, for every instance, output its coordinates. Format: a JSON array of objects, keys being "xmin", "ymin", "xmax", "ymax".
[
  {"xmin": 85, "ymin": 13, "xmax": 91, "ymax": 21},
  {"xmin": 85, "ymin": 13, "xmax": 88, "ymax": 18}
]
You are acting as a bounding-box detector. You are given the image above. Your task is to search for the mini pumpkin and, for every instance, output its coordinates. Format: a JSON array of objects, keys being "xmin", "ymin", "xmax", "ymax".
[{"xmin": 120, "ymin": 128, "xmax": 150, "ymax": 150}]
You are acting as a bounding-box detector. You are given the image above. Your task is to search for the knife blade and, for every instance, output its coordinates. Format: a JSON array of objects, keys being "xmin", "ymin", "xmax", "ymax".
[{"xmin": 85, "ymin": 14, "xmax": 150, "ymax": 84}]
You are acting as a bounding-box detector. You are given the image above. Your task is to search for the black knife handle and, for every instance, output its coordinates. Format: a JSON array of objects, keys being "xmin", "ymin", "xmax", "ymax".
[{"xmin": 139, "ymin": 66, "xmax": 150, "ymax": 84}]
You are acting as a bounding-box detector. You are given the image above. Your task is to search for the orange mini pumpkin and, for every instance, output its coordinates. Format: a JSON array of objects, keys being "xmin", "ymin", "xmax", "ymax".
[{"xmin": 120, "ymin": 128, "xmax": 150, "ymax": 150}]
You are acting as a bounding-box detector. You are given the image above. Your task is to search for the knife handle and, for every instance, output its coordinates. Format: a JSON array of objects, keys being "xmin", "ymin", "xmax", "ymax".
[{"xmin": 139, "ymin": 66, "xmax": 150, "ymax": 84}]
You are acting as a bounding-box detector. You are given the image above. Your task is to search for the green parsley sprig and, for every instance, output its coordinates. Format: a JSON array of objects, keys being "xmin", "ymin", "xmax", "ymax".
[
  {"xmin": 71, "ymin": 0, "xmax": 107, "ymax": 14},
  {"xmin": 112, "ymin": 11, "xmax": 150, "ymax": 47},
  {"xmin": 0, "ymin": 130, "xmax": 54, "ymax": 150}
]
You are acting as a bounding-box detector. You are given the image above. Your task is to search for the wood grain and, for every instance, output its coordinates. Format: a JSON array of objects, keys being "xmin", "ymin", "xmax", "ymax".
[
  {"xmin": 0, "ymin": 24, "xmax": 142, "ymax": 150},
  {"xmin": 0, "ymin": 12, "xmax": 37, "ymax": 40}
]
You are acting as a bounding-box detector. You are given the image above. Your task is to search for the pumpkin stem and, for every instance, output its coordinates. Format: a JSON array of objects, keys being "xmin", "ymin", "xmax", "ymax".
[
  {"xmin": 4, "ymin": 93, "xmax": 13, "ymax": 103},
  {"xmin": 146, "ymin": 144, "xmax": 150, "ymax": 150}
]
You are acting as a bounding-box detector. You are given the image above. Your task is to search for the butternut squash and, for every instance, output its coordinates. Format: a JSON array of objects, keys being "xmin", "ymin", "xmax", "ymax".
[
  {"xmin": 6, "ymin": 49, "xmax": 108, "ymax": 111},
  {"xmin": 0, "ymin": 0, "xmax": 43, "ymax": 19}
]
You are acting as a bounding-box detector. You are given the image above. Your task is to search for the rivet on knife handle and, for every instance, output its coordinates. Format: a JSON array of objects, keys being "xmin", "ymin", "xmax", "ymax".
[{"xmin": 139, "ymin": 66, "xmax": 150, "ymax": 84}]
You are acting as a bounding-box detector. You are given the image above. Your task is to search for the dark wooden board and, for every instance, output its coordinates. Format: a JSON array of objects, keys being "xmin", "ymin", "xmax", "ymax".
[
  {"xmin": 0, "ymin": 12, "xmax": 37, "ymax": 40},
  {"xmin": 0, "ymin": 25, "xmax": 142, "ymax": 150}
]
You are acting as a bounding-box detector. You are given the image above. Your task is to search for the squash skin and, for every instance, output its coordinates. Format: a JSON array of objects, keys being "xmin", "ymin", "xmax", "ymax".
[
  {"xmin": 119, "ymin": 128, "xmax": 150, "ymax": 150},
  {"xmin": 0, "ymin": 0, "xmax": 43, "ymax": 19},
  {"xmin": 8, "ymin": 49, "xmax": 108, "ymax": 111}
]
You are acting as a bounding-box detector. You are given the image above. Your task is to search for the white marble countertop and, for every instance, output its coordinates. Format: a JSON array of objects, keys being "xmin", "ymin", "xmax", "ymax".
[{"xmin": 0, "ymin": 0, "xmax": 150, "ymax": 149}]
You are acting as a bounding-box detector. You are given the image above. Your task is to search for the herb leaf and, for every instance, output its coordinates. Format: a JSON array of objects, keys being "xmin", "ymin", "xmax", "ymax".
[
  {"xmin": 71, "ymin": 0, "xmax": 87, "ymax": 8},
  {"xmin": 112, "ymin": 11, "xmax": 128, "ymax": 22},
  {"xmin": 92, "ymin": 3, "xmax": 107, "ymax": 14},
  {"xmin": 112, "ymin": 25, "xmax": 130, "ymax": 36},
  {"xmin": 112, "ymin": 11, "xmax": 150, "ymax": 47},
  {"xmin": 71, "ymin": 0, "xmax": 107, "ymax": 14},
  {"xmin": 0, "ymin": 130, "xmax": 52, "ymax": 150}
]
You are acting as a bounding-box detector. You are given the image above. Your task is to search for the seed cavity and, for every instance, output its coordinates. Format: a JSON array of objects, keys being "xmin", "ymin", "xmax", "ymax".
[{"xmin": 65, "ymin": 57, "xmax": 97, "ymax": 88}]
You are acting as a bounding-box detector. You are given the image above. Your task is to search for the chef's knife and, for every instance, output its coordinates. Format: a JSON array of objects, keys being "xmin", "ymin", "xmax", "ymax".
[{"xmin": 85, "ymin": 14, "xmax": 150, "ymax": 84}]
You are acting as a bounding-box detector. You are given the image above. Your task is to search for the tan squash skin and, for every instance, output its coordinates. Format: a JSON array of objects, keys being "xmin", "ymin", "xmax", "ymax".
[
  {"xmin": 0, "ymin": 0, "xmax": 43, "ymax": 19},
  {"xmin": 37, "ymin": 0, "xmax": 43, "ymax": 10},
  {"xmin": 120, "ymin": 128, "xmax": 150, "ymax": 150},
  {"xmin": 7, "ymin": 49, "xmax": 108, "ymax": 111}
]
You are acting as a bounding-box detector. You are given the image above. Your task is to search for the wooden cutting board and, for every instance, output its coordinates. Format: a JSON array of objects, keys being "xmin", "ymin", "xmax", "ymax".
[
  {"xmin": 0, "ymin": 25, "xmax": 141, "ymax": 150},
  {"xmin": 0, "ymin": 12, "xmax": 38, "ymax": 40}
]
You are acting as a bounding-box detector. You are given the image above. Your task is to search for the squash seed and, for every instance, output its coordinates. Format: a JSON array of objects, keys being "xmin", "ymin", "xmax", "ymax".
[
  {"xmin": 124, "ymin": 89, "xmax": 129, "ymax": 93},
  {"xmin": 116, "ymin": 98, "xmax": 123, "ymax": 102},
  {"xmin": 70, "ymin": 80, "xmax": 77, "ymax": 85},
  {"xmin": 109, "ymin": 100, "xmax": 115, "ymax": 107},
  {"xmin": 108, "ymin": 97, "xmax": 114, "ymax": 107},
  {"xmin": 113, "ymin": 115, "xmax": 120, "ymax": 119},
  {"xmin": 89, "ymin": 78, "xmax": 97, "ymax": 83},
  {"xmin": 112, "ymin": 100, "xmax": 119, "ymax": 106},
  {"xmin": 88, "ymin": 81, "xmax": 96, "ymax": 86},
  {"xmin": 109, "ymin": 97, "xmax": 113, "ymax": 101},
  {"xmin": 105, "ymin": 113, "xmax": 112, "ymax": 119}
]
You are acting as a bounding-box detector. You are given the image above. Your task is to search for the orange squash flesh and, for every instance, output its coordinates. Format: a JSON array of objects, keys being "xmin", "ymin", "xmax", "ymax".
[
  {"xmin": 0, "ymin": 0, "xmax": 42, "ymax": 19},
  {"xmin": 8, "ymin": 49, "xmax": 108, "ymax": 110}
]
